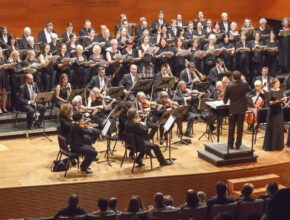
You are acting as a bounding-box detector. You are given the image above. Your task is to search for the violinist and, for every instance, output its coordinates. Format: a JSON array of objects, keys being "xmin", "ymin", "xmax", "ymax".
[
  {"xmin": 174, "ymin": 80, "xmax": 199, "ymax": 138},
  {"xmin": 136, "ymin": 91, "xmax": 158, "ymax": 141},
  {"xmin": 210, "ymin": 81, "xmax": 224, "ymax": 100},
  {"xmin": 71, "ymin": 95, "xmax": 85, "ymax": 113},
  {"xmin": 151, "ymin": 91, "xmax": 177, "ymax": 145},
  {"xmin": 245, "ymin": 80, "xmax": 267, "ymax": 130},
  {"xmin": 70, "ymin": 111, "xmax": 98, "ymax": 174},
  {"xmin": 124, "ymin": 107, "xmax": 172, "ymax": 167}
]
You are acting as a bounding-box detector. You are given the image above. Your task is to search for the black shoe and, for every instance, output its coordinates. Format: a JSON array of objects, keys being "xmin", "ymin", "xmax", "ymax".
[
  {"xmin": 135, "ymin": 160, "xmax": 145, "ymax": 167},
  {"xmin": 235, "ymin": 145, "xmax": 241, "ymax": 150},
  {"xmin": 184, "ymin": 132, "xmax": 193, "ymax": 138},
  {"xmin": 228, "ymin": 145, "xmax": 234, "ymax": 149},
  {"xmin": 81, "ymin": 167, "xmax": 93, "ymax": 174},
  {"xmin": 160, "ymin": 160, "xmax": 173, "ymax": 166},
  {"xmin": 160, "ymin": 138, "xmax": 164, "ymax": 145}
]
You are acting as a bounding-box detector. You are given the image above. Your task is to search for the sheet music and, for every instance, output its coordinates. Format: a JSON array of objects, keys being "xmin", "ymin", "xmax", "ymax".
[
  {"xmin": 164, "ymin": 115, "xmax": 175, "ymax": 132},
  {"xmin": 102, "ymin": 120, "xmax": 111, "ymax": 136}
]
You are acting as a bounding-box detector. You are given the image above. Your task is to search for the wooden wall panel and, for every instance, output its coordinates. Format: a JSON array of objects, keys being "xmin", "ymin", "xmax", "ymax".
[
  {"xmin": 258, "ymin": 1, "xmax": 290, "ymax": 20},
  {"xmin": 0, "ymin": 0, "xmax": 261, "ymax": 37}
]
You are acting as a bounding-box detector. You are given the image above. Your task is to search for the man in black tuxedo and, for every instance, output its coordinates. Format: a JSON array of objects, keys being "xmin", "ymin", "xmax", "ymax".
[
  {"xmin": 223, "ymin": 71, "xmax": 250, "ymax": 149},
  {"xmin": 70, "ymin": 112, "xmax": 98, "ymax": 174},
  {"xmin": 176, "ymin": 14, "xmax": 188, "ymax": 30},
  {"xmin": 79, "ymin": 20, "xmax": 92, "ymax": 36},
  {"xmin": 114, "ymin": 13, "xmax": 127, "ymax": 35},
  {"xmin": 207, "ymin": 59, "xmax": 227, "ymax": 91},
  {"xmin": 55, "ymin": 194, "xmax": 86, "ymax": 218},
  {"xmin": 86, "ymin": 66, "xmax": 109, "ymax": 92},
  {"xmin": 61, "ymin": 22, "xmax": 74, "ymax": 44},
  {"xmin": 184, "ymin": 21, "xmax": 195, "ymax": 39},
  {"xmin": 17, "ymin": 74, "xmax": 45, "ymax": 129},
  {"xmin": 18, "ymin": 27, "xmax": 32, "ymax": 49},
  {"xmin": 125, "ymin": 108, "xmax": 172, "ymax": 167},
  {"xmin": 37, "ymin": 21, "xmax": 57, "ymax": 44},
  {"xmin": 179, "ymin": 62, "xmax": 201, "ymax": 87},
  {"xmin": 255, "ymin": 66, "xmax": 273, "ymax": 92},
  {"xmin": 152, "ymin": 10, "xmax": 168, "ymax": 33},
  {"xmin": 220, "ymin": 12, "xmax": 231, "ymax": 33},
  {"xmin": 119, "ymin": 64, "xmax": 140, "ymax": 101},
  {"xmin": 135, "ymin": 17, "xmax": 149, "ymax": 39}
]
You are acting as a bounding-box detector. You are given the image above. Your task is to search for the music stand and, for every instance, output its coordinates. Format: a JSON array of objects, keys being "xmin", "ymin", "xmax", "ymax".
[
  {"xmin": 67, "ymin": 88, "xmax": 85, "ymax": 103},
  {"xmin": 172, "ymin": 106, "xmax": 190, "ymax": 145},
  {"xmin": 192, "ymin": 82, "xmax": 210, "ymax": 92},
  {"xmin": 106, "ymin": 86, "xmax": 124, "ymax": 99},
  {"xmin": 154, "ymin": 77, "xmax": 176, "ymax": 91},
  {"xmin": 131, "ymin": 79, "xmax": 153, "ymax": 93},
  {"xmin": 217, "ymin": 72, "xmax": 233, "ymax": 81},
  {"xmin": 30, "ymin": 91, "xmax": 54, "ymax": 142}
]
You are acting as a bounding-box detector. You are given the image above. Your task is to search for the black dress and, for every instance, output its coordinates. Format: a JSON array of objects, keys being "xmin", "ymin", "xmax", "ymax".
[
  {"xmin": 0, "ymin": 56, "xmax": 9, "ymax": 90},
  {"xmin": 263, "ymin": 90, "xmax": 284, "ymax": 151}
]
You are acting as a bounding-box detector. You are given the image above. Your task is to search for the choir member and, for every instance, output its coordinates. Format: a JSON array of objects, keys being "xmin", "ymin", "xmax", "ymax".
[
  {"xmin": 49, "ymin": 33, "xmax": 59, "ymax": 55},
  {"xmin": 25, "ymin": 36, "xmax": 40, "ymax": 51},
  {"xmin": 106, "ymin": 39, "xmax": 121, "ymax": 86},
  {"xmin": 205, "ymin": 19, "xmax": 213, "ymax": 35},
  {"xmin": 203, "ymin": 34, "xmax": 220, "ymax": 75},
  {"xmin": 37, "ymin": 21, "xmax": 57, "ymax": 44},
  {"xmin": 89, "ymin": 45, "xmax": 106, "ymax": 77},
  {"xmin": 66, "ymin": 33, "xmax": 78, "ymax": 55},
  {"xmin": 18, "ymin": 27, "xmax": 32, "ymax": 49},
  {"xmin": 229, "ymin": 22, "xmax": 240, "ymax": 43},
  {"xmin": 121, "ymin": 39, "xmax": 138, "ymax": 76},
  {"xmin": 38, "ymin": 44, "xmax": 56, "ymax": 91},
  {"xmin": 236, "ymin": 33, "xmax": 251, "ymax": 79},
  {"xmin": 116, "ymin": 27, "xmax": 129, "ymax": 49},
  {"xmin": 188, "ymin": 39, "xmax": 202, "ymax": 70},
  {"xmin": 17, "ymin": 73, "xmax": 45, "ymax": 129},
  {"xmin": 61, "ymin": 22, "xmax": 74, "ymax": 44},
  {"xmin": 255, "ymin": 18, "xmax": 270, "ymax": 42},
  {"xmin": 152, "ymin": 10, "xmax": 168, "ymax": 33},
  {"xmin": 7, "ymin": 50, "xmax": 24, "ymax": 111},
  {"xmin": 0, "ymin": 26, "xmax": 11, "ymax": 48},
  {"xmin": 172, "ymin": 37, "xmax": 187, "ymax": 77},
  {"xmin": 168, "ymin": 20, "xmax": 179, "ymax": 40},
  {"xmin": 114, "ymin": 13, "xmax": 127, "ymax": 36},
  {"xmin": 22, "ymin": 50, "xmax": 42, "ymax": 88},
  {"xmin": 194, "ymin": 11, "xmax": 206, "ymax": 27},
  {"xmin": 249, "ymin": 32, "xmax": 264, "ymax": 82},
  {"xmin": 99, "ymin": 27, "xmax": 112, "ymax": 50},
  {"xmin": 265, "ymin": 31, "xmax": 279, "ymax": 77},
  {"xmin": 138, "ymin": 35, "xmax": 155, "ymax": 78},
  {"xmin": 185, "ymin": 21, "xmax": 195, "ymax": 40},
  {"xmin": 82, "ymin": 28, "xmax": 99, "ymax": 59},
  {"xmin": 193, "ymin": 21, "xmax": 206, "ymax": 38},
  {"xmin": 155, "ymin": 37, "xmax": 174, "ymax": 72},
  {"xmin": 72, "ymin": 45, "xmax": 90, "ymax": 88},
  {"xmin": 136, "ymin": 17, "xmax": 148, "ymax": 39},
  {"xmin": 176, "ymin": 13, "xmax": 187, "ymax": 29},
  {"xmin": 263, "ymin": 78, "xmax": 287, "ymax": 151},
  {"xmin": 220, "ymin": 12, "xmax": 231, "ymax": 34},
  {"xmin": 279, "ymin": 17, "xmax": 290, "ymax": 73},
  {"xmin": 219, "ymin": 34, "xmax": 235, "ymax": 70},
  {"xmin": 0, "ymin": 47, "xmax": 8, "ymax": 113},
  {"xmin": 79, "ymin": 20, "xmax": 92, "ymax": 36},
  {"xmin": 5, "ymin": 35, "xmax": 19, "ymax": 58},
  {"xmin": 54, "ymin": 73, "xmax": 72, "ymax": 108},
  {"xmin": 55, "ymin": 43, "xmax": 73, "ymax": 82}
]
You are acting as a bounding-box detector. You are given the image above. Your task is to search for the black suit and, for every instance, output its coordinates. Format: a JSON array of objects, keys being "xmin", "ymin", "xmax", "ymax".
[
  {"xmin": 18, "ymin": 35, "xmax": 29, "ymax": 49},
  {"xmin": 17, "ymin": 82, "xmax": 45, "ymax": 129},
  {"xmin": 255, "ymin": 76, "xmax": 273, "ymax": 91},
  {"xmin": 207, "ymin": 66, "xmax": 225, "ymax": 91},
  {"xmin": 37, "ymin": 29, "xmax": 57, "ymax": 44},
  {"xmin": 223, "ymin": 80, "xmax": 250, "ymax": 148},
  {"xmin": 152, "ymin": 20, "xmax": 168, "ymax": 33},
  {"xmin": 119, "ymin": 73, "xmax": 140, "ymax": 101},
  {"xmin": 180, "ymin": 68, "xmax": 200, "ymax": 87},
  {"xmin": 70, "ymin": 123, "xmax": 98, "ymax": 170},
  {"xmin": 125, "ymin": 119, "xmax": 167, "ymax": 164},
  {"xmin": 55, "ymin": 206, "xmax": 86, "ymax": 218},
  {"xmin": 220, "ymin": 21, "xmax": 231, "ymax": 33},
  {"xmin": 61, "ymin": 32, "xmax": 71, "ymax": 44},
  {"xmin": 86, "ymin": 76, "xmax": 109, "ymax": 91}
]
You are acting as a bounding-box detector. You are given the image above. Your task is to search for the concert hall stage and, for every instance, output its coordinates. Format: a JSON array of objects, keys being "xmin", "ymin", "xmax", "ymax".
[{"xmin": 0, "ymin": 122, "xmax": 290, "ymax": 219}]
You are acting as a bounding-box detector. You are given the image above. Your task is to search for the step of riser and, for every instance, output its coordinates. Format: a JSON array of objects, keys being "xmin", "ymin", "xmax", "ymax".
[{"xmin": 205, "ymin": 146, "xmax": 254, "ymax": 159}]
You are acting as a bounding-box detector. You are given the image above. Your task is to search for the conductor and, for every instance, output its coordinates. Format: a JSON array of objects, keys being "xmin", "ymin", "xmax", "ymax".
[{"xmin": 223, "ymin": 71, "xmax": 249, "ymax": 149}]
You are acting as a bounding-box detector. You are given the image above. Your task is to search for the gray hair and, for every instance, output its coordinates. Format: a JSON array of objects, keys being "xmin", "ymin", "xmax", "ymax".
[
  {"xmin": 72, "ymin": 95, "xmax": 82, "ymax": 105},
  {"xmin": 259, "ymin": 18, "xmax": 267, "ymax": 24}
]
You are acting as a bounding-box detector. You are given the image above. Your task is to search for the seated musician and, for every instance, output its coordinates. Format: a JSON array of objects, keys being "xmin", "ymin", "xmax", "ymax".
[
  {"xmin": 125, "ymin": 107, "xmax": 172, "ymax": 167},
  {"xmin": 151, "ymin": 91, "xmax": 178, "ymax": 145},
  {"xmin": 179, "ymin": 62, "xmax": 201, "ymax": 87},
  {"xmin": 54, "ymin": 73, "xmax": 72, "ymax": 108},
  {"xmin": 119, "ymin": 64, "xmax": 140, "ymax": 102},
  {"xmin": 59, "ymin": 103, "xmax": 73, "ymax": 140},
  {"xmin": 136, "ymin": 91, "xmax": 158, "ymax": 140},
  {"xmin": 71, "ymin": 95, "xmax": 85, "ymax": 113},
  {"xmin": 87, "ymin": 66, "xmax": 109, "ymax": 92},
  {"xmin": 87, "ymin": 87, "xmax": 109, "ymax": 128},
  {"xmin": 174, "ymin": 80, "xmax": 201, "ymax": 138},
  {"xmin": 210, "ymin": 81, "xmax": 224, "ymax": 100},
  {"xmin": 17, "ymin": 74, "xmax": 45, "ymax": 129},
  {"xmin": 70, "ymin": 112, "xmax": 98, "ymax": 174},
  {"xmin": 155, "ymin": 63, "xmax": 174, "ymax": 98},
  {"xmin": 207, "ymin": 58, "xmax": 227, "ymax": 92},
  {"xmin": 255, "ymin": 66, "xmax": 273, "ymax": 92}
]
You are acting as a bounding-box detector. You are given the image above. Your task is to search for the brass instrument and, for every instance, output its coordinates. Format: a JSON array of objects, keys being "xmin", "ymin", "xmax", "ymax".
[{"xmin": 185, "ymin": 59, "xmax": 206, "ymax": 82}]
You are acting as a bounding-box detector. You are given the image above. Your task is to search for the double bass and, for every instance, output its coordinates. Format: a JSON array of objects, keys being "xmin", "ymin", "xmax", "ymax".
[{"xmin": 245, "ymin": 93, "xmax": 265, "ymax": 126}]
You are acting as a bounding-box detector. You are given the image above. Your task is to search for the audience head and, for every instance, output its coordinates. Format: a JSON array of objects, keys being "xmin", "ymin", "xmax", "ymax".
[
  {"xmin": 127, "ymin": 196, "xmax": 140, "ymax": 213},
  {"xmin": 186, "ymin": 189, "xmax": 199, "ymax": 207},
  {"xmin": 108, "ymin": 197, "xmax": 118, "ymax": 211},
  {"xmin": 241, "ymin": 183, "xmax": 254, "ymax": 198},
  {"xmin": 98, "ymin": 198, "xmax": 109, "ymax": 212},
  {"xmin": 163, "ymin": 195, "xmax": 174, "ymax": 206},
  {"xmin": 216, "ymin": 181, "xmax": 228, "ymax": 198},
  {"xmin": 154, "ymin": 192, "xmax": 164, "ymax": 208},
  {"xmin": 267, "ymin": 188, "xmax": 290, "ymax": 220},
  {"xmin": 266, "ymin": 182, "xmax": 279, "ymax": 198},
  {"xmin": 197, "ymin": 191, "xmax": 206, "ymax": 204},
  {"xmin": 127, "ymin": 107, "xmax": 137, "ymax": 121},
  {"xmin": 67, "ymin": 193, "xmax": 79, "ymax": 209}
]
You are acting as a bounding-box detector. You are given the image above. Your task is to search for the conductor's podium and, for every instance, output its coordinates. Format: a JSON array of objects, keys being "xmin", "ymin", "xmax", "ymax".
[{"xmin": 197, "ymin": 100, "xmax": 258, "ymax": 166}]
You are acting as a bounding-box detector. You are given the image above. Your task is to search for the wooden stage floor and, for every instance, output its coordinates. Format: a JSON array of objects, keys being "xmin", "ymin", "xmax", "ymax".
[{"xmin": 0, "ymin": 122, "xmax": 289, "ymax": 189}]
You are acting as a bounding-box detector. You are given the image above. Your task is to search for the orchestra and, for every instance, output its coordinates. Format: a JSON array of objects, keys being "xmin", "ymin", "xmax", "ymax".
[{"xmin": 0, "ymin": 11, "xmax": 289, "ymax": 157}]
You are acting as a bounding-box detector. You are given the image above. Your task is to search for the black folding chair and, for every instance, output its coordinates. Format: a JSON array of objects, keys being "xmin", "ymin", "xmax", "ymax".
[
  {"xmin": 55, "ymin": 135, "xmax": 81, "ymax": 177},
  {"xmin": 237, "ymin": 199, "xmax": 265, "ymax": 220},
  {"xmin": 121, "ymin": 132, "xmax": 153, "ymax": 172}
]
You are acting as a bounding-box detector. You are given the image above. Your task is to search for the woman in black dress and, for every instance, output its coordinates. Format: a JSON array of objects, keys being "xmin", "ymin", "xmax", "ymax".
[
  {"xmin": 263, "ymin": 78, "xmax": 287, "ymax": 151},
  {"xmin": 54, "ymin": 73, "xmax": 71, "ymax": 108},
  {"xmin": 0, "ymin": 47, "xmax": 8, "ymax": 113}
]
